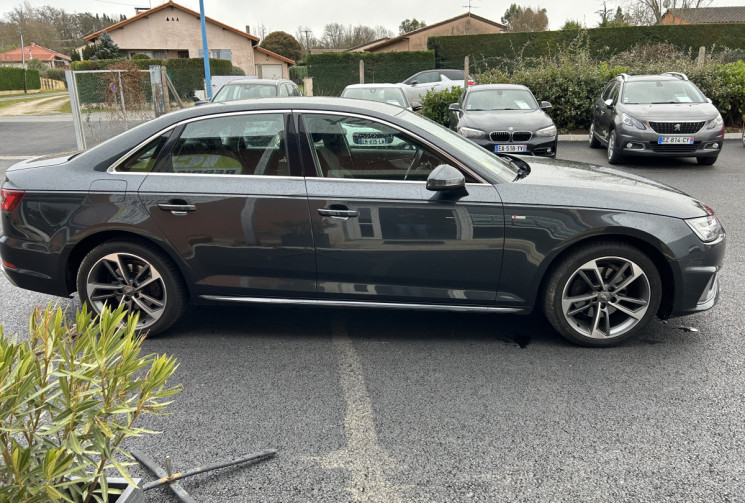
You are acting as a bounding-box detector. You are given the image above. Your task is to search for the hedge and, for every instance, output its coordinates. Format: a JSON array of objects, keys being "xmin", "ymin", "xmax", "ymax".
[
  {"xmin": 428, "ymin": 23, "xmax": 745, "ymax": 70},
  {"xmin": 0, "ymin": 67, "xmax": 41, "ymax": 91},
  {"xmin": 71, "ymin": 58, "xmax": 234, "ymax": 100},
  {"xmin": 307, "ymin": 51, "xmax": 435, "ymax": 96}
]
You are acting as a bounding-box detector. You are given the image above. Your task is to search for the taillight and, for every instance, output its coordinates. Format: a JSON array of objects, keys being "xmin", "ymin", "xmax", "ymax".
[
  {"xmin": 468, "ymin": 79, "xmax": 475, "ymax": 86},
  {"xmin": 1, "ymin": 189, "xmax": 25, "ymax": 212}
]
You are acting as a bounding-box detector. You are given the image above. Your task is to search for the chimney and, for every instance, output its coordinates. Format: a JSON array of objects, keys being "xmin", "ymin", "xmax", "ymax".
[{"xmin": 246, "ymin": 25, "xmax": 250, "ymax": 34}]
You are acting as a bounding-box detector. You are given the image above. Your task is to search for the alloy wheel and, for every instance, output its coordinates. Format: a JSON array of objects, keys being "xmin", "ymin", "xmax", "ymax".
[
  {"xmin": 560, "ymin": 256, "xmax": 651, "ymax": 340},
  {"xmin": 85, "ymin": 252, "xmax": 167, "ymax": 330}
]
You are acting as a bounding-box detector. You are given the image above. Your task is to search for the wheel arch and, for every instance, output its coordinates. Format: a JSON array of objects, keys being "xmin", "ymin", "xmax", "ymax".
[
  {"xmin": 536, "ymin": 232, "xmax": 675, "ymax": 319},
  {"xmin": 64, "ymin": 230, "xmax": 194, "ymax": 299}
]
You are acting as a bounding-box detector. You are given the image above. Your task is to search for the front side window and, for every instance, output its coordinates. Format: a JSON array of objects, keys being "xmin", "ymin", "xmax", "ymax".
[
  {"xmin": 302, "ymin": 113, "xmax": 459, "ymax": 182},
  {"xmin": 161, "ymin": 114, "xmax": 288, "ymax": 176}
]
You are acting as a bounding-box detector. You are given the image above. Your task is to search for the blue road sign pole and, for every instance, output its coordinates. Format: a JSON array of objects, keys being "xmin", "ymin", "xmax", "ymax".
[{"xmin": 199, "ymin": 0, "xmax": 212, "ymax": 99}]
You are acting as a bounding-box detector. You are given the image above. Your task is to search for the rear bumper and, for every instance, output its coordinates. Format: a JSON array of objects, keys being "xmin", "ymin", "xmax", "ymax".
[{"xmin": 0, "ymin": 235, "xmax": 71, "ymax": 297}]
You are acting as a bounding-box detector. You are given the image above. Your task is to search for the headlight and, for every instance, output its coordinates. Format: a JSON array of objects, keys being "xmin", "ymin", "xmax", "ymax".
[
  {"xmin": 706, "ymin": 114, "xmax": 724, "ymax": 130},
  {"xmin": 459, "ymin": 127, "xmax": 486, "ymax": 139},
  {"xmin": 621, "ymin": 113, "xmax": 646, "ymax": 130},
  {"xmin": 536, "ymin": 125, "xmax": 557, "ymax": 137},
  {"xmin": 686, "ymin": 211, "xmax": 724, "ymax": 243}
]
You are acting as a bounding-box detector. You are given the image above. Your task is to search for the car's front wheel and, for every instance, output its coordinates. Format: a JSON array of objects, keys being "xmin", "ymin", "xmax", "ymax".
[
  {"xmin": 607, "ymin": 129, "xmax": 623, "ymax": 165},
  {"xmin": 542, "ymin": 242, "xmax": 662, "ymax": 347},
  {"xmin": 588, "ymin": 122, "xmax": 601, "ymax": 148},
  {"xmin": 77, "ymin": 239, "xmax": 186, "ymax": 335}
]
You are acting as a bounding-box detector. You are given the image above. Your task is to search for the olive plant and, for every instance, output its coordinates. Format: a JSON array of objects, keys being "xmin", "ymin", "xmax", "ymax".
[{"xmin": 0, "ymin": 304, "xmax": 180, "ymax": 503}]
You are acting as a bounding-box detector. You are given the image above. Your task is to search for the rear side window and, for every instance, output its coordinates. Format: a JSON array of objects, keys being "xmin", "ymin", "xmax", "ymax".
[
  {"xmin": 116, "ymin": 132, "xmax": 171, "ymax": 172},
  {"xmin": 440, "ymin": 70, "xmax": 464, "ymax": 81}
]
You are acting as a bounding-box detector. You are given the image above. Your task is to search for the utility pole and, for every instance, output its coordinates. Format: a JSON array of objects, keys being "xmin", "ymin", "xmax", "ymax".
[
  {"xmin": 20, "ymin": 28, "xmax": 28, "ymax": 93},
  {"xmin": 302, "ymin": 29, "xmax": 312, "ymax": 57}
]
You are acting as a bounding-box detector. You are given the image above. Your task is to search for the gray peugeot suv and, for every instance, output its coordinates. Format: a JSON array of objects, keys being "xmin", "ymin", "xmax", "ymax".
[{"xmin": 589, "ymin": 73, "xmax": 724, "ymax": 165}]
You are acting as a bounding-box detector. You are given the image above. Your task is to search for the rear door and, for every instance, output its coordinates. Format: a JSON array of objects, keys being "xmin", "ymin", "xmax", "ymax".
[
  {"xmin": 137, "ymin": 111, "xmax": 315, "ymax": 299},
  {"xmin": 298, "ymin": 111, "xmax": 504, "ymax": 306}
]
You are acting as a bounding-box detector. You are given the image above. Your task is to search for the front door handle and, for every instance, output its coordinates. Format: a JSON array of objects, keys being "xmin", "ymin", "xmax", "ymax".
[
  {"xmin": 158, "ymin": 203, "xmax": 197, "ymax": 216},
  {"xmin": 318, "ymin": 207, "xmax": 359, "ymax": 220}
]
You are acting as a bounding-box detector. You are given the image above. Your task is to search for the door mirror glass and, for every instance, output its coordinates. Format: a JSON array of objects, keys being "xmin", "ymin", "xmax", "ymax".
[
  {"xmin": 448, "ymin": 103, "xmax": 461, "ymax": 111},
  {"xmin": 540, "ymin": 101, "xmax": 552, "ymax": 110},
  {"xmin": 604, "ymin": 98, "xmax": 614, "ymax": 108},
  {"xmin": 426, "ymin": 164, "xmax": 466, "ymax": 192}
]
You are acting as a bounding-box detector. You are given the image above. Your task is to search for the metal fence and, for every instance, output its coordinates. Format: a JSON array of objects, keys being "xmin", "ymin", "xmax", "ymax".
[{"xmin": 65, "ymin": 66, "xmax": 190, "ymax": 150}]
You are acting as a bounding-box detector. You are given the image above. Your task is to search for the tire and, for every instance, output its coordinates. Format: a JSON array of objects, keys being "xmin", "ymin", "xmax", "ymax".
[
  {"xmin": 697, "ymin": 156, "xmax": 717, "ymax": 166},
  {"xmin": 607, "ymin": 129, "xmax": 623, "ymax": 165},
  {"xmin": 77, "ymin": 239, "xmax": 187, "ymax": 336},
  {"xmin": 542, "ymin": 242, "xmax": 662, "ymax": 347},
  {"xmin": 588, "ymin": 122, "xmax": 601, "ymax": 148}
]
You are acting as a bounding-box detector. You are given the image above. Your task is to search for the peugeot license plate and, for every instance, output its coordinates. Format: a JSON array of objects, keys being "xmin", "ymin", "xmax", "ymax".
[{"xmin": 658, "ymin": 136, "xmax": 694, "ymax": 144}]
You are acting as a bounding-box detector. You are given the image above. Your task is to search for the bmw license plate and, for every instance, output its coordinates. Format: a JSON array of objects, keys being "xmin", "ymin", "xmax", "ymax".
[
  {"xmin": 658, "ymin": 136, "xmax": 694, "ymax": 144},
  {"xmin": 496, "ymin": 144, "xmax": 527, "ymax": 153}
]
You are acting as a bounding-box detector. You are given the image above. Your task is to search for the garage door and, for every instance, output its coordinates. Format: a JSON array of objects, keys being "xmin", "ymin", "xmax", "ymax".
[{"xmin": 256, "ymin": 64, "xmax": 282, "ymax": 79}]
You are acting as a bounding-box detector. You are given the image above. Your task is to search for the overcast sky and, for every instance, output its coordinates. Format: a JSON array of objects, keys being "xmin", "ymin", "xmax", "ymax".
[{"xmin": 4, "ymin": 0, "xmax": 745, "ymax": 37}]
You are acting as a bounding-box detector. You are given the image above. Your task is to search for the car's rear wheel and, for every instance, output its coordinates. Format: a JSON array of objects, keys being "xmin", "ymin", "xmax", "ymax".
[
  {"xmin": 607, "ymin": 129, "xmax": 623, "ymax": 164},
  {"xmin": 77, "ymin": 239, "xmax": 186, "ymax": 336},
  {"xmin": 697, "ymin": 156, "xmax": 717, "ymax": 165},
  {"xmin": 588, "ymin": 122, "xmax": 601, "ymax": 148},
  {"xmin": 542, "ymin": 242, "xmax": 662, "ymax": 347}
]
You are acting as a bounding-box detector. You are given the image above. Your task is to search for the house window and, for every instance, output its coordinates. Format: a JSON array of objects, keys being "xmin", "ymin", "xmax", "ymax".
[
  {"xmin": 177, "ymin": 50, "xmax": 189, "ymax": 58},
  {"xmin": 199, "ymin": 49, "xmax": 232, "ymax": 61},
  {"xmin": 153, "ymin": 50, "xmax": 167, "ymax": 59}
]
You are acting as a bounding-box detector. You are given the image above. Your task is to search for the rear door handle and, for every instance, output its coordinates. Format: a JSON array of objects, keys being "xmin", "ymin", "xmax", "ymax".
[{"xmin": 158, "ymin": 203, "xmax": 197, "ymax": 216}]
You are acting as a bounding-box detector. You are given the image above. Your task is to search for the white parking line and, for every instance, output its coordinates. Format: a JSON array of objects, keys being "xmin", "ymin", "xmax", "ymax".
[{"xmin": 316, "ymin": 317, "xmax": 403, "ymax": 503}]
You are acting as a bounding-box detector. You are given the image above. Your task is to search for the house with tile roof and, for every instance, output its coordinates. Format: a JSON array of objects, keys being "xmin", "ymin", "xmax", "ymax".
[
  {"xmin": 83, "ymin": 1, "xmax": 294, "ymax": 78},
  {"xmin": 661, "ymin": 7, "xmax": 745, "ymax": 25},
  {"xmin": 357, "ymin": 12, "xmax": 505, "ymax": 53},
  {"xmin": 0, "ymin": 43, "xmax": 71, "ymax": 68}
]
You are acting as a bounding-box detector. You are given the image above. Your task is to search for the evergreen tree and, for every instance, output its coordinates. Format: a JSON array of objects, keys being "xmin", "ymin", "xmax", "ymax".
[{"xmin": 92, "ymin": 31, "xmax": 120, "ymax": 60}]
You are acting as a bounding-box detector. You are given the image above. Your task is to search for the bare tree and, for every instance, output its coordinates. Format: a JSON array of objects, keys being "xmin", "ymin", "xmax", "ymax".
[{"xmin": 624, "ymin": 0, "xmax": 715, "ymax": 25}]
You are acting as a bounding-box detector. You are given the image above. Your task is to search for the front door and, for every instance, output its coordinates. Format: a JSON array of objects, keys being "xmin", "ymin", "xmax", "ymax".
[{"xmin": 299, "ymin": 112, "xmax": 504, "ymax": 306}]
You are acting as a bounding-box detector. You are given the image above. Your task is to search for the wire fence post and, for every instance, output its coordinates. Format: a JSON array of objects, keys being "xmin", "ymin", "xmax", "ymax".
[
  {"xmin": 65, "ymin": 70, "xmax": 86, "ymax": 151},
  {"xmin": 359, "ymin": 60, "xmax": 365, "ymax": 84},
  {"xmin": 117, "ymin": 71, "xmax": 128, "ymax": 131},
  {"xmin": 464, "ymin": 56, "xmax": 470, "ymax": 88}
]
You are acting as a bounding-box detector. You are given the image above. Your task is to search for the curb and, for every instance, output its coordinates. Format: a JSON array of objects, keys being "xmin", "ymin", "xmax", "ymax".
[{"xmin": 559, "ymin": 132, "xmax": 741, "ymax": 141}]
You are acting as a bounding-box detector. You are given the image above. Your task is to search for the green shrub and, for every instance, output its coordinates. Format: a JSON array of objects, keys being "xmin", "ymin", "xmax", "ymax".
[
  {"xmin": 421, "ymin": 86, "xmax": 465, "ymax": 126},
  {"xmin": 0, "ymin": 67, "xmax": 41, "ymax": 91},
  {"xmin": 0, "ymin": 304, "xmax": 180, "ymax": 502},
  {"xmin": 45, "ymin": 69, "xmax": 66, "ymax": 82},
  {"xmin": 132, "ymin": 53, "xmax": 151, "ymax": 59},
  {"xmin": 290, "ymin": 64, "xmax": 307, "ymax": 85}
]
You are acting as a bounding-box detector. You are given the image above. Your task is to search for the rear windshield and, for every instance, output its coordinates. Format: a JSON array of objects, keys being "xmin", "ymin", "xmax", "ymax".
[
  {"xmin": 341, "ymin": 87, "xmax": 407, "ymax": 107},
  {"xmin": 621, "ymin": 80, "xmax": 706, "ymax": 105},
  {"xmin": 213, "ymin": 83, "xmax": 278, "ymax": 102}
]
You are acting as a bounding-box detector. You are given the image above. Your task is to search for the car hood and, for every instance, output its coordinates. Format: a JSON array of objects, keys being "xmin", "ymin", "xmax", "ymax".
[
  {"xmin": 620, "ymin": 102, "xmax": 719, "ymax": 121},
  {"xmin": 459, "ymin": 109, "xmax": 553, "ymax": 131},
  {"xmin": 495, "ymin": 157, "xmax": 708, "ymax": 219}
]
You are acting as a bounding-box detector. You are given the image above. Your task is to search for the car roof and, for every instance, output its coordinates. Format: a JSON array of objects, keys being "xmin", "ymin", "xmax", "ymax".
[
  {"xmin": 467, "ymin": 84, "xmax": 529, "ymax": 91},
  {"xmin": 221, "ymin": 79, "xmax": 291, "ymax": 85},
  {"xmin": 621, "ymin": 74, "xmax": 687, "ymax": 82},
  {"xmin": 343, "ymin": 83, "xmax": 407, "ymax": 90}
]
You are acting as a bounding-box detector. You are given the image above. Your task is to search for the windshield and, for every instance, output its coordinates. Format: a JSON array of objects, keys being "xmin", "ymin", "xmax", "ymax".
[
  {"xmin": 342, "ymin": 87, "xmax": 408, "ymax": 107},
  {"xmin": 621, "ymin": 80, "xmax": 706, "ymax": 104},
  {"xmin": 464, "ymin": 88, "xmax": 538, "ymax": 111},
  {"xmin": 213, "ymin": 83, "xmax": 278, "ymax": 102},
  {"xmin": 398, "ymin": 111, "xmax": 517, "ymax": 183}
]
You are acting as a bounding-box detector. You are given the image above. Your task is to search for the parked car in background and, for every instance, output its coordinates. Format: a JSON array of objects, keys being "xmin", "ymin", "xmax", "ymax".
[
  {"xmin": 448, "ymin": 84, "xmax": 557, "ymax": 157},
  {"xmin": 401, "ymin": 69, "xmax": 474, "ymax": 98},
  {"xmin": 341, "ymin": 83, "xmax": 422, "ymax": 111},
  {"xmin": 0, "ymin": 98, "xmax": 725, "ymax": 347},
  {"xmin": 589, "ymin": 72, "xmax": 724, "ymax": 165},
  {"xmin": 196, "ymin": 79, "xmax": 301, "ymax": 105}
]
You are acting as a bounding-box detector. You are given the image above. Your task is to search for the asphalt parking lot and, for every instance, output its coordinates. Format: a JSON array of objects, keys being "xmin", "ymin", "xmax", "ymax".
[{"xmin": 1, "ymin": 119, "xmax": 744, "ymax": 501}]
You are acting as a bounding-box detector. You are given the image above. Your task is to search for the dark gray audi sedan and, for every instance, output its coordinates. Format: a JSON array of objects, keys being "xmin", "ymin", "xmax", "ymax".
[{"xmin": 0, "ymin": 98, "xmax": 725, "ymax": 346}]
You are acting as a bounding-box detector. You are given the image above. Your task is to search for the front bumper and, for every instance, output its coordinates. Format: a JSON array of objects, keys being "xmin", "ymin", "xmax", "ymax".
[
  {"xmin": 615, "ymin": 124, "xmax": 724, "ymax": 158},
  {"xmin": 668, "ymin": 233, "xmax": 726, "ymax": 318}
]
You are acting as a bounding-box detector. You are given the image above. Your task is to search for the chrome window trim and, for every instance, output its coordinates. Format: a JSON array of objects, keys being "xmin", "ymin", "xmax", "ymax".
[
  {"xmin": 107, "ymin": 110, "xmax": 289, "ymax": 174},
  {"xmin": 294, "ymin": 109, "xmax": 489, "ymax": 185},
  {"xmin": 200, "ymin": 295, "xmax": 525, "ymax": 313}
]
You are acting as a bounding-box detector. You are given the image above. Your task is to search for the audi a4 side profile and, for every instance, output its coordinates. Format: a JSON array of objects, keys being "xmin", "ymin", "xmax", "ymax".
[{"xmin": 0, "ymin": 98, "xmax": 725, "ymax": 346}]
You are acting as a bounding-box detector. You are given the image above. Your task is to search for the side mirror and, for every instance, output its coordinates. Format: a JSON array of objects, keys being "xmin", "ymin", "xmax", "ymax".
[
  {"xmin": 410, "ymin": 80, "xmax": 418, "ymax": 86},
  {"xmin": 604, "ymin": 98, "xmax": 614, "ymax": 109},
  {"xmin": 448, "ymin": 103, "xmax": 461, "ymax": 112},
  {"xmin": 426, "ymin": 164, "xmax": 466, "ymax": 192},
  {"xmin": 706, "ymin": 98, "xmax": 713, "ymax": 104},
  {"xmin": 540, "ymin": 101, "xmax": 552, "ymax": 110},
  {"xmin": 411, "ymin": 101, "xmax": 423, "ymax": 112}
]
